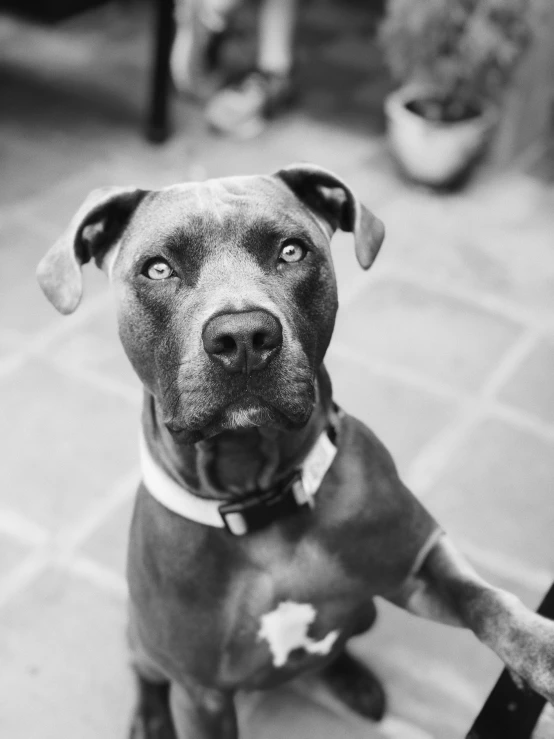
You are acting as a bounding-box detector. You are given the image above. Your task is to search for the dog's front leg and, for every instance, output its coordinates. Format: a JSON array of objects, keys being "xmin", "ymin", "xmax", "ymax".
[
  {"xmin": 387, "ymin": 535, "xmax": 554, "ymax": 703},
  {"xmin": 169, "ymin": 682, "xmax": 237, "ymax": 739}
]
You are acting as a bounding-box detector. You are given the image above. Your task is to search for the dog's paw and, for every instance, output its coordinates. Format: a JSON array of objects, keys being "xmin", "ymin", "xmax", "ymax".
[
  {"xmin": 320, "ymin": 651, "xmax": 387, "ymax": 722},
  {"xmin": 129, "ymin": 713, "xmax": 177, "ymax": 739},
  {"xmin": 509, "ymin": 616, "xmax": 554, "ymax": 704}
]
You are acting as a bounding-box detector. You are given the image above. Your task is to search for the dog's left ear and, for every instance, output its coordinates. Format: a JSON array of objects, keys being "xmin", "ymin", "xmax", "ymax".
[
  {"xmin": 275, "ymin": 163, "xmax": 385, "ymax": 269},
  {"xmin": 37, "ymin": 186, "xmax": 147, "ymax": 315}
]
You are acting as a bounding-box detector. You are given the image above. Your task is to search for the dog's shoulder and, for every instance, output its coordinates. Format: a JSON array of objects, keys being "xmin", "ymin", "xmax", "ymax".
[
  {"xmin": 319, "ymin": 410, "xmax": 440, "ymax": 592},
  {"xmin": 328, "ymin": 410, "xmax": 405, "ymax": 507}
]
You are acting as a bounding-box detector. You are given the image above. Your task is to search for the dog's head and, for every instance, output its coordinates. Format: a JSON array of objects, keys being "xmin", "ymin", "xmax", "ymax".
[{"xmin": 37, "ymin": 164, "xmax": 384, "ymax": 442}]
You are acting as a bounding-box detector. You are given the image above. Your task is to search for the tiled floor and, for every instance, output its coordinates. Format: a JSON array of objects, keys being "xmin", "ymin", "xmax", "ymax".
[{"xmin": 1, "ymin": 1, "xmax": 554, "ymax": 738}]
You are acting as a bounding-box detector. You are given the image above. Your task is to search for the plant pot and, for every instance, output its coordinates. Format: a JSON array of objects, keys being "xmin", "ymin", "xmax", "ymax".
[{"xmin": 384, "ymin": 85, "xmax": 498, "ymax": 187}]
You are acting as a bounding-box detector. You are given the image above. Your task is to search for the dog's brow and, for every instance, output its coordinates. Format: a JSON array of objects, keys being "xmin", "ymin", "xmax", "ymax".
[{"xmin": 245, "ymin": 214, "xmax": 317, "ymax": 242}]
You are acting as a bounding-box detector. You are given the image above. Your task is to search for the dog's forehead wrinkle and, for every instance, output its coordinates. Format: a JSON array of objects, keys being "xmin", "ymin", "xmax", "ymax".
[
  {"xmin": 197, "ymin": 250, "xmax": 267, "ymax": 303},
  {"xmin": 153, "ymin": 178, "xmax": 312, "ymax": 247}
]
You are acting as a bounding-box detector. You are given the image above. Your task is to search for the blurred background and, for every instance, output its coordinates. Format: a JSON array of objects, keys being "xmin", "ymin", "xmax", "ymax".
[{"xmin": 1, "ymin": 0, "xmax": 554, "ymax": 737}]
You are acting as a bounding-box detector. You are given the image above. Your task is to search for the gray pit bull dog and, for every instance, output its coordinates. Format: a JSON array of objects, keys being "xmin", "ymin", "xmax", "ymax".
[{"xmin": 38, "ymin": 164, "xmax": 554, "ymax": 738}]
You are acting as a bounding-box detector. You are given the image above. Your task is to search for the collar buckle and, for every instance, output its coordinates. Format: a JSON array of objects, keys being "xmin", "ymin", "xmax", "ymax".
[{"xmin": 218, "ymin": 471, "xmax": 310, "ymax": 536}]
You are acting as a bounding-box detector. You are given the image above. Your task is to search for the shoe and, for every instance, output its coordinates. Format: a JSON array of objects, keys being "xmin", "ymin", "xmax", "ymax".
[
  {"xmin": 204, "ymin": 68, "xmax": 294, "ymax": 138},
  {"xmin": 171, "ymin": 0, "xmax": 227, "ymax": 99}
]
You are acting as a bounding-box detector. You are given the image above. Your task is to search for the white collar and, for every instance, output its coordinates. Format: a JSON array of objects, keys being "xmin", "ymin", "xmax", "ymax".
[{"xmin": 139, "ymin": 427, "xmax": 337, "ymax": 535}]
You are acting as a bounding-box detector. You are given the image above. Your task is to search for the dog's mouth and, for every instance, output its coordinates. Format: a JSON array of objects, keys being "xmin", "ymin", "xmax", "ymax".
[
  {"xmin": 208, "ymin": 395, "xmax": 288, "ymax": 433},
  {"xmin": 166, "ymin": 391, "xmax": 311, "ymax": 441},
  {"xmin": 162, "ymin": 345, "xmax": 316, "ymax": 442}
]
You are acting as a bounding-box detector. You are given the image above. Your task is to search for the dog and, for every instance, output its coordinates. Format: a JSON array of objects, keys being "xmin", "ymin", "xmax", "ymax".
[{"xmin": 37, "ymin": 163, "xmax": 554, "ymax": 738}]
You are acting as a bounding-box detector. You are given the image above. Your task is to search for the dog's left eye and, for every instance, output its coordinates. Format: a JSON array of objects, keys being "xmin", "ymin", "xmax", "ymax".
[
  {"xmin": 279, "ymin": 241, "xmax": 306, "ymax": 263},
  {"xmin": 145, "ymin": 259, "xmax": 174, "ymax": 280}
]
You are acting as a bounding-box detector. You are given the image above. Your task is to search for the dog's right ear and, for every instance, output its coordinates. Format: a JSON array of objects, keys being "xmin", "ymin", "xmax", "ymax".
[
  {"xmin": 275, "ymin": 163, "xmax": 385, "ymax": 270},
  {"xmin": 36, "ymin": 186, "xmax": 147, "ymax": 315}
]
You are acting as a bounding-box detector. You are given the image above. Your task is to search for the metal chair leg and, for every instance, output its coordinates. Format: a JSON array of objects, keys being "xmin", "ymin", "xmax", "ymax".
[{"xmin": 147, "ymin": 0, "xmax": 175, "ymax": 143}]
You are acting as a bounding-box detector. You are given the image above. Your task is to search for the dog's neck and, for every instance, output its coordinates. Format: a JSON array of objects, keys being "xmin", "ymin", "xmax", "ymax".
[{"xmin": 142, "ymin": 366, "xmax": 333, "ymax": 501}]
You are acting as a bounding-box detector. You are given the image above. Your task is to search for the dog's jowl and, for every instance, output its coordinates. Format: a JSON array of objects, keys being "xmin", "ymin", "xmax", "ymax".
[{"xmin": 37, "ymin": 164, "xmax": 554, "ymax": 739}]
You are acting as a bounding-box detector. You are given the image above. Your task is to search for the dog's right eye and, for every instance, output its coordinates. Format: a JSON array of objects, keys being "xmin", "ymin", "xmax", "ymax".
[{"xmin": 144, "ymin": 258, "xmax": 174, "ymax": 280}]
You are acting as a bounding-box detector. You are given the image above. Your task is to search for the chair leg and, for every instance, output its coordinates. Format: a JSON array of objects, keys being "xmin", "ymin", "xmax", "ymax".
[{"xmin": 147, "ymin": 0, "xmax": 175, "ymax": 143}]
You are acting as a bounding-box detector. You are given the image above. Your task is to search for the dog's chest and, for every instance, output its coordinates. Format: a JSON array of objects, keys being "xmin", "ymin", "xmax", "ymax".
[{"xmin": 215, "ymin": 535, "xmax": 370, "ymax": 687}]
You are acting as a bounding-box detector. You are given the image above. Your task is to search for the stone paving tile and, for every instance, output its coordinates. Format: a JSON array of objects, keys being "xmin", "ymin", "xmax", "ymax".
[
  {"xmin": 27, "ymin": 150, "xmax": 196, "ymax": 232},
  {"xmin": 330, "ymin": 230, "xmax": 378, "ymax": 304},
  {"xmin": 0, "ymin": 218, "xmax": 70, "ymax": 336},
  {"xmin": 81, "ymin": 496, "xmax": 135, "ymax": 580},
  {"xmin": 0, "ymin": 358, "xmax": 139, "ymax": 532},
  {"xmin": 333, "ymin": 277, "xmax": 523, "ymax": 393},
  {"xmin": 535, "ymin": 706, "xmax": 554, "ymax": 739},
  {"xmin": 0, "ymin": 333, "xmax": 23, "ymax": 361},
  {"xmin": 184, "ymin": 112, "xmax": 381, "ymax": 181},
  {"xmin": 497, "ymin": 334, "xmax": 554, "ymax": 425},
  {"xmin": 424, "ymin": 417, "xmax": 554, "ymax": 572},
  {"xmin": 0, "ymin": 535, "xmax": 31, "ymax": 581},
  {"xmin": 0, "ymin": 131, "xmax": 98, "ymax": 208},
  {"xmin": 0, "ymin": 567, "xmax": 133, "ymax": 739},
  {"xmin": 325, "ymin": 352, "xmax": 457, "ymax": 474},
  {"xmin": 339, "ymin": 149, "xmax": 409, "ymax": 209},
  {"xmin": 375, "ymin": 178, "xmax": 554, "ymax": 319},
  {"xmin": 41, "ymin": 301, "xmax": 141, "ymax": 394},
  {"xmin": 27, "ymin": 163, "xmax": 135, "ymax": 232}
]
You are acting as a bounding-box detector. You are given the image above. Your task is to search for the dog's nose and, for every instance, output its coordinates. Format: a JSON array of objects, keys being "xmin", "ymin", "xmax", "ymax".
[{"xmin": 202, "ymin": 310, "xmax": 282, "ymax": 374}]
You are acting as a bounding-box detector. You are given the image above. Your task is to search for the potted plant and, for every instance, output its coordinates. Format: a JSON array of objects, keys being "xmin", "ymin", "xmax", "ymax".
[{"xmin": 380, "ymin": 0, "xmax": 532, "ymax": 187}]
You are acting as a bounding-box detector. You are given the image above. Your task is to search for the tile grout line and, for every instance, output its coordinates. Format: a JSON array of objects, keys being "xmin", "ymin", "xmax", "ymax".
[
  {"xmin": 0, "ymin": 467, "xmax": 139, "ymax": 554},
  {"xmin": 29, "ymin": 292, "xmax": 110, "ymax": 352},
  {"xmin": 403, "ymin": 326, "xmax": 554, "ymax": 495},
  {"xmin": 480, "ymin": 326, "xmax": 542, "ymax": 399},
  {"xmin": 0, "ymin": 507, "xmax": 50, "ymax": 547},
  {"xmin": 59, "ymin": 467, "xmax": 139, "ymax": 552},
  {"xmin": 461, "ymin": 539, "xmax": 553, "ymax": 595},
  {"xmin": 65, "ymin": 555, "xmax": 128, "ymax": 600},
  {"xmin": 376, "ymin": 265, "xmax": 534, "ymax": 327},
  {"xmin": 38, "ymin": 354, "xmax": 142, "ymax": 406},
  {"xmin": 404, "ymin": 405, "xmax": 482, "ymax": 494},
  {"xmin": 0, "ymin": 293, "xmax": 111, "ymax": 386},
  {"xmin": 489, "ymin": 402, "xmax": 554, "ymax": 444},
  {"xmin": 0, "ymin": 295, "xmax": 109, "ymax": 374},
  {"xmin": 0, "ymin": 551, "xmax": 50, "ymax": 610},
  {"xmin": 0, "ymin": 466, "xmax": 139, "ymax": 608}
]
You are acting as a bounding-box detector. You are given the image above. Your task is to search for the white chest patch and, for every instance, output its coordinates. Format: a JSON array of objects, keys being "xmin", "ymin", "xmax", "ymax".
[{"xmin": 258, "ymin": 601, "xmax": 339, "ymax": 668}]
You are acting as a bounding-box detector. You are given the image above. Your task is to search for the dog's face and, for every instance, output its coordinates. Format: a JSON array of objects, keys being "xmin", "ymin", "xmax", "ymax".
[{"xmin": 37, "ymin": 165, "xmax": 384, "ymax": 442}]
